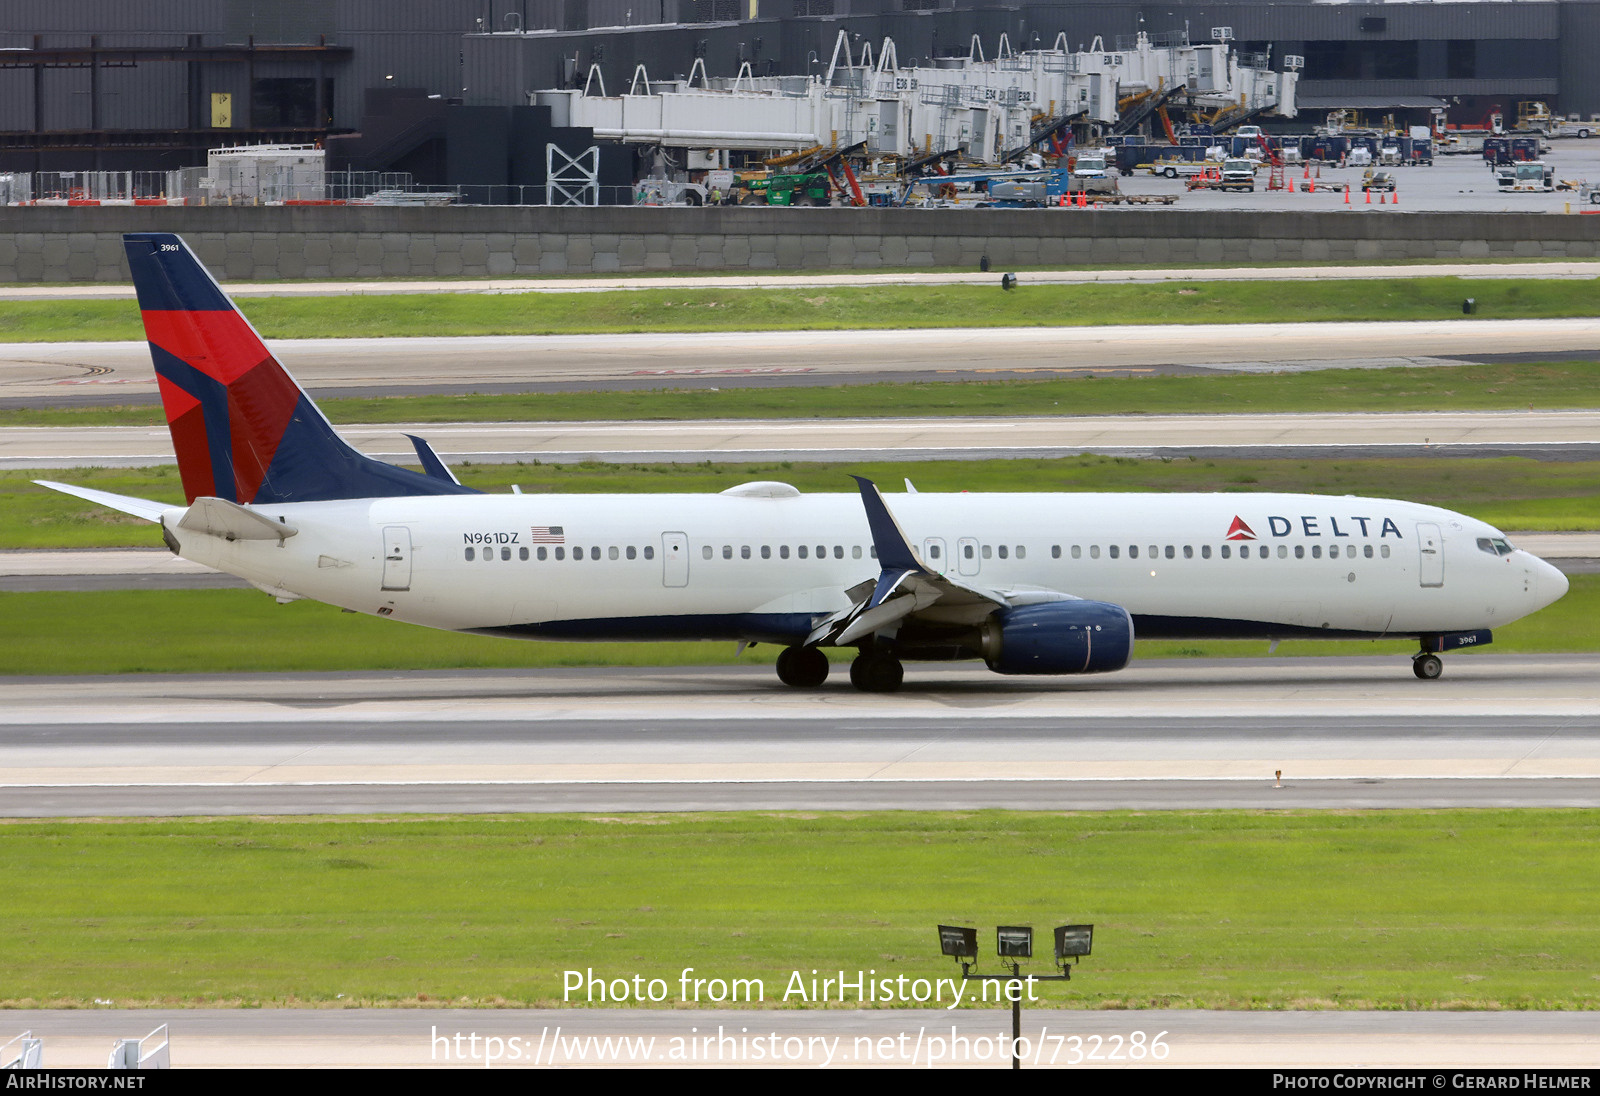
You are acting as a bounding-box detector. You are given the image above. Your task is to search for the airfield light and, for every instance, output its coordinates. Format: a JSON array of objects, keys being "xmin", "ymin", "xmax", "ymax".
[
  {"xmin": 938, "ymin": 925, "xmax": 978, "ymax": 961},
  {"xmin": 1054, "ymin": 924, "xmax": 1093, "ymax": 967},
  {"xmin": 933, "ymin": 921, "xmax": 1092, "ymax": 1069},
  {"xmin": 996, "ymin": 925, "xmax": 1033, "ymax": 959}
]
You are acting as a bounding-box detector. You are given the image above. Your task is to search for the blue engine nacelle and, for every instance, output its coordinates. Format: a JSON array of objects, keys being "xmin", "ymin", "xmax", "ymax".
[{"xmin": 979, "ymin": 601, "xmax": 1135, "ymax": 675}]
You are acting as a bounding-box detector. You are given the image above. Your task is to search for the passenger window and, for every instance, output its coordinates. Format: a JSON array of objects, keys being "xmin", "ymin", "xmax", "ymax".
[
  {"xmin": 497, "ymin": 547, "xmax": 507, "ymax": 561},
  {"xmin": 1258, "ymin": 546, "xmax": 1268, "ymax": 559},
  {"xmin": 965, "ymin": 545, "xmax": 975, "ymax": 559},
  {"xmin": 852, "ymin": 546, "xmax": 862, "ymax": 559},
  {"xmin": 761, "ymin": 546, "xmax": 771, "ymax": 559},
  {"xmin": 1295, "ymin": 545, "xmax": 1305, "ymax": 559},
  {"xmin": 643, "ymin": 546, "xmax": 654, "ymax": 560},
  {"xmin": 798, "ymin": 545, "xmax": 809, "ymax": 559},
  {"xmin": 780, "ymin": 545, "xmax": 790, "ymax": 559},
  {"xmin": 1381, "ymin": 545, "xmax": 1391, "ymax": 558},
  {"xmin": 982, "ymin": 545, "xmax": 992, "ymax": 559},
  {"xmin": 483, "ymin": 550, "xmax": 493, "ymax": 563},
  {"xmin": 1129, "ymin": 545, "xmax": 1139, "ymax": 559},
  {"xmin": 702, "ymin": 545, "xmax": 712, "ymax": 560},
  {"xmin": 1072, "ymin": 546, "xmax": 1083, "ymax": 559},
  {"xmin": 1221, "ymin": 545, "xmax": 1231, "ymax": 559},
  {"xmin": 555, "ymin": 547, "xmax": 566, "ymax": 560},
  {"xmin": 1346, "ymin": 545, "xmax": 1356, "ymax": 559},
  {"xmin": 1052, "ymin": 545, "xmax": 1061, "ymax": 559},
  {"xmin": 870, "ymin": 547, "xmax": 877, "ymax": 559},
  {"xmin": 722, "ymin": 545, "xmax": 732, "ymax": 559},
  {"xmin": 1364, "ymin": 545, "xmax": 1373, "ymax": 558},
  {"xmin": 609, "ymin": 546, "xmax": 620, "ymax": 560},
  {"xmin": 929, "ymin": 544, "xmax": 941, "ymax": 559},
  {"xmin": 1182, "ymin": 545, "xmax": 1193, "ymax": 559},
  {"xmin": 1109, "ymin": 545, "xmax": 1120, "ymax": 559},
  {"xmin": 816, "ymin": 545, "xmax": 825, "ymax": 558},
  {"xmin": 538, "ymin": 547, "xmax": 548, "ymax": 561},
  {"xmin": 998, "ymin": 545, "xmax": 1008, "ymax": 559},
  {"xmin": 1164, "ymin": 545, "xmax": 1175, "ymax": 560},
  {"xmin": 1016, "ymin": 546, "xmax": 1026, "ymax": 559},
  {"xmin": 1278, "ymin": 545, "xmax": 1287, "ymax": 559},
  {"xmin": 741, "ymin": 546, "xmax": 751, "ymax": 559},
  {"xmin": 1089, "ymin": 545, "xmax": 1099, "ymax": 559},
  {"xmin": 833, "ymin": 546, "xmax": 843, "ymax": 559},
  {"xmin": 1311, "ymin": 545, "xmax": 1321, "ymax": 559},
  {"xmin": 519, "ymin": 547, "xmax": 529, "ymax": 561},
  {"xmin": 626, "ymin": 546, "xmax": 637, "ymax": 560},
  {"xmin": 1149, "ymin": 545, "xmax": 1158, "ymax": 559},
  {"xmin": 464, "ymin": 547, "xmax": 475, "ymax": 561},
  {"xmin": 1201, "ymin": 545, "xmax": 1211, "ymax": 559}
]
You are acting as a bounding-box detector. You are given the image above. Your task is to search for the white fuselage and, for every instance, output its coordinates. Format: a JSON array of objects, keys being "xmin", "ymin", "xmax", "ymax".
[{"xmin": 162, "ymin": 489, "xmax": 1568, "ymax": 650}]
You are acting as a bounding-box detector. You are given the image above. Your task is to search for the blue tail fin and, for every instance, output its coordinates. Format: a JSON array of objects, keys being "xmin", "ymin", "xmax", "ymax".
[{"xmin": 124, "ymin": 232, "xmax": 477, "ymax": 505}]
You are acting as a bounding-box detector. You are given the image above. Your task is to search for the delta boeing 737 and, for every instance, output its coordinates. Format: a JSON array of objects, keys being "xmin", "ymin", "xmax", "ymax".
[{"xmin": 38, "ymin": 233, "xmax": 1569, "ymax": 690}]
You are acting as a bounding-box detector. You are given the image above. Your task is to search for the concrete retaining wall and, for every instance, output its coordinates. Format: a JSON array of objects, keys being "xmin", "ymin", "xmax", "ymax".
[{"xmin": 1, "ymin": 206, "xmax": 1596, "ymax": 282}]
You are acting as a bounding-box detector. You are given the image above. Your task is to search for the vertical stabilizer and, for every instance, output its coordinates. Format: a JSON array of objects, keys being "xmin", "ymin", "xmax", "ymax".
[{"xmin": 123, "ymin": 233, "xmax": 475, "ymax": 504}]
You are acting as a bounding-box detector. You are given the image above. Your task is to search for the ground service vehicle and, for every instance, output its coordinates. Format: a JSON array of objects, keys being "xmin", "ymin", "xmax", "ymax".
[{"xmin": 740, "ymin": 172, "xmax": 831, "ymax": 206}]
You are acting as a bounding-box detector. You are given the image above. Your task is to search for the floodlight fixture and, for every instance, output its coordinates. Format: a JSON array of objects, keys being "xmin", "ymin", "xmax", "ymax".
[
  {"xmin": 1054, "ymin": 924, "xmax": 1094, "ymax": 964},
  {"xmin": 938, "ymin": 924, "xmax": 978, "ymax": 962},
  {"xmin": 996, "ymin": 924, "xmax": 1033, "ymax": 960}
]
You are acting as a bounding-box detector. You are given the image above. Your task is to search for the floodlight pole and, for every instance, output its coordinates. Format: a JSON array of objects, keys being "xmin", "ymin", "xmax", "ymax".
[{"xmin": 959, "ymin": 961, "xmax": 1073, "ymax": 1070}]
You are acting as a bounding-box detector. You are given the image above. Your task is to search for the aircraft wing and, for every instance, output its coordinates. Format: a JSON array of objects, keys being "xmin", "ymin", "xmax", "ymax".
[{"xmin": 807, "ymin": 477, "xmax": 1039, "ymax": 647}]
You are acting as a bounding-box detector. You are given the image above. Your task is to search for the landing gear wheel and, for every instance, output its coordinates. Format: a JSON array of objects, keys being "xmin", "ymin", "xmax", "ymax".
[
  {"xmin": 776, "ymin": 645, "xmax": 829, "ymax": 688},
  {"xmin": 1412, "ymin": 653, "xmax": 1443, "ymax": 680},
  {"xmin": 849, "ymin": 652, "xmax": 904, "ymax": 693}
]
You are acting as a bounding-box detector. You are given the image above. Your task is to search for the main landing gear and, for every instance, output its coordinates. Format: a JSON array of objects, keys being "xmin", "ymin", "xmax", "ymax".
[
  {"xmin": 774, "ymin": 645, "xmax": 904, "ymax": 692},
  {"xmin": 1412, "ymin": 652, "xmax": 1444, "ymax": 680},
  {"xmin": 775, "ymin": 645, "xmax": 829, "ymax": 688},
  {"xmin": 849, "ymin": 649, "xmax": 904, "ymax": 693}
]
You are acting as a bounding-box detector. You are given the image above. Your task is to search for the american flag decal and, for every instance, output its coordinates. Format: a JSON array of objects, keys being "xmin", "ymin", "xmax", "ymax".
[{"xmin": 529, "ymin": 526, "xmax": 565, "ymax": 544}]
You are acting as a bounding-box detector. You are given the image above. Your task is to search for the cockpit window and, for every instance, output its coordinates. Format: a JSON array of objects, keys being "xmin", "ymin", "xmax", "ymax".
[{"xmin": 1477, "ymin": 537, "xmax": 1515, "ymax": 557}]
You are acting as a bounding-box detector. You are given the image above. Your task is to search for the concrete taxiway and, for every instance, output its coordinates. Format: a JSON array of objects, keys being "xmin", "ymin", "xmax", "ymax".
[
  {"xmin": 4, "ymin": 316, "xmax": 1600, "ymax": 408},
  {"xmin": 5, "ymin": 409, "xmax": 1598, "ymax": 468},
  {"xmin": 4, "ymin": 259, "xmax": 1598, "ymax": 301},
  {"xmin": 4, "ymin": 656, "xmax": 1597, "ymax": 816},
  {"xmin": 6, "ymin": 1007, "xmax": 1598, "ymax": 1069}
]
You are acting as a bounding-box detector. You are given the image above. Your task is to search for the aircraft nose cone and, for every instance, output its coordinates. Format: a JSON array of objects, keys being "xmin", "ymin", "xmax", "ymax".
[{"xmin": 1530, "ymin": 554, "xmax": 1569, "ymax": 609}]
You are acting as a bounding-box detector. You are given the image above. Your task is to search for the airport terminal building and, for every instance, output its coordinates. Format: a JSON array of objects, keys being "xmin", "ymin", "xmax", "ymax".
[{"xmin": 1, "ymin": 0, "xmax": 1597, "ymax": 173}]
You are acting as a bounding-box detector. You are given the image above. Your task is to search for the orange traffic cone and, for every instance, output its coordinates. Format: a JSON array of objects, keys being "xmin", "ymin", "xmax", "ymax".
[
  {"xmin": 1379, "ymin": 191, "xmax": 1387, "ymax": 204},
  {"xmin": 1392, "ymin": 189, "xmax": 1398, "ymax": 206},
  {"xmin": 1365, "ymin": 188, "xmax": 1371, "ymax": 204},
  {"xmin": 1344, "ymin": 185, "xmax": 1350, "ymax": 204}
]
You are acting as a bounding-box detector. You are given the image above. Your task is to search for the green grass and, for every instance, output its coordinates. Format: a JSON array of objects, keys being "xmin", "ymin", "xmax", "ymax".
[
  {"xmin": 4, "ymin": 277, "xmax": 1600, "ymax": 343},
  {"xmin": 4, "ymin": 811, "xmax": 1599, "ymax": 1009},
  {"xmin": 8, "ymin": 455, "xmax": 1598, "ymax": 550},
  {"xmin": 0, "ymin": 576, "xmax": 1592, "ymax": 676},
  {"xmin": 8, "ymin": 361, "xmax": 1599, "ymax": 428}
]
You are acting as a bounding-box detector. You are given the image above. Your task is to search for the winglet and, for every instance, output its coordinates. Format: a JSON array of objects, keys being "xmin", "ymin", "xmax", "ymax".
[
  {"xmin": 850, "ymin": 475, "xmax": 925, "ymax": 575},
  {"xmin": 405, "ymin": 434, "xmax": 463, "ymax": 485}
]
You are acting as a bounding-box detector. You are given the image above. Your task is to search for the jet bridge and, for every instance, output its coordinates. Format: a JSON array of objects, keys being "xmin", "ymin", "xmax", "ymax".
[{"xmin": 535, "ymin": 28, "xmax": 1298, "ymax": 164}]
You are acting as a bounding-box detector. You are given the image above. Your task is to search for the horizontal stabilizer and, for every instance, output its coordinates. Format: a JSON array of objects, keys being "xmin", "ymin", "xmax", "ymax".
[
  {"xmin": 33, "ymin": 480, "xmax": 171, "ymax": 523},
  {"xmin": 178, "ymin": 496, "xmax": 299, "ymax": 542}
]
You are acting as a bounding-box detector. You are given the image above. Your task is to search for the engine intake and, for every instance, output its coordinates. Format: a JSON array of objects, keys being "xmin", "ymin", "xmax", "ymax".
[{"xmin": 980, "ymin": 601, "xmax": 1135, "ymax": 675}]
